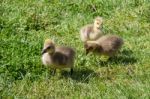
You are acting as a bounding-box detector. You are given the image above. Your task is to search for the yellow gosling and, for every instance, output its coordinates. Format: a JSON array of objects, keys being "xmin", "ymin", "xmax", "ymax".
[
  {"xmin": 41, "ymin": 39, "xmax": 75, "ymax": 75},
  {"xmin": 84, "ymin": 35, "xmax": 124, "ymax": 58},
  {"xmin": 80, "ymin": 16, "xmax": 103, "ymax": 43}
]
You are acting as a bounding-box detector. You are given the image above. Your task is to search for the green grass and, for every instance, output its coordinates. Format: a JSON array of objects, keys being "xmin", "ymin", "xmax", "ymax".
[{"xmin": 0, "ymin": 0, "xmax": 150, "ymax": 98}]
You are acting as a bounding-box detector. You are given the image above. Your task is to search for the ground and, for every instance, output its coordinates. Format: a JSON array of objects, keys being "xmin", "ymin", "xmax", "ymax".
[{"xmin": 0, "ymin": 0, "xmax": 150, "ymax": 98}]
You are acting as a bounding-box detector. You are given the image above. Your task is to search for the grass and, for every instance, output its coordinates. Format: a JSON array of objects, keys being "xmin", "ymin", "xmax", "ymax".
[{"xmin": 0, "ymin": 0, "xmax": 150, "ymax": 98}]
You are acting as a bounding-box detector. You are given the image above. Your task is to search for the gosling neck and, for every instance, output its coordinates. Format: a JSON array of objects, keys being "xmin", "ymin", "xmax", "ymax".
[
  {"xmin": 93, "ymin": 24, "xmax": 99, "ymax": 33},
  {"xmin": 48, "ymin": 51, "xmax": 55, "ymax": 56}
]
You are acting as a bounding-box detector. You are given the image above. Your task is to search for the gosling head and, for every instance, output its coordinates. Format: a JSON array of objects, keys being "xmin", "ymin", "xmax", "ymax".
[
  {"xmin": 42, "ymin": 39, "xmax": 55, "ymax": 55},
  {"xmin": 94, "ymin": 16, "xmax": 103, "ymax": 29},
  {"xmin": 84, "ymin": 42, "xmax": 99, "ymax": 55}
]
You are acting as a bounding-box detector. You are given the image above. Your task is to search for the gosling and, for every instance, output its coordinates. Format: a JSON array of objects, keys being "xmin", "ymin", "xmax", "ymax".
[
  {"xmin": 84, "ymin": 35, "xmax": 123, "ymax": 57},
  {"xmin": 80, "ymin": 16, "xmax": 103, "ymax": 43},
  {"xmin": 41, "ymin": 39, "xmax": 75, "ymax": 75}
]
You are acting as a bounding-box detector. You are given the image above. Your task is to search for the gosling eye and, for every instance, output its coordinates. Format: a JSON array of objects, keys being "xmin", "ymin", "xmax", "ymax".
[
  {"xmin": 47, "ymin": 46, "xmax": 52, "ymax": 49},
  {"xmin": 97, "ymin": 22, "xmax": 100, "ymax": 25}
]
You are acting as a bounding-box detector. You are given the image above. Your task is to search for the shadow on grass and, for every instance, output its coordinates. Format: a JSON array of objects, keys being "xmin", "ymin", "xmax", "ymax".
[
  {"xmin": 99, "ymin": 49, "xmax": 137, "ymax": 66},
  {"xmin": 61, "ymin": 68, "xmax": 96, "ymax": 83}
]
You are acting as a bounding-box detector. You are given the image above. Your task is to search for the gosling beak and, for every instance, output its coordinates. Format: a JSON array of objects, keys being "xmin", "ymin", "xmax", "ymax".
[
  {"xmin": 41, "ymin": 48, "xmax": 47, "ymax": 55},
  {"xmin": 97, "ymin": 26, "xmax": 101, "ymax": 29},
  {"xmin": 97, "ymin": 27, "xmax": 100, "ymax": 29}
]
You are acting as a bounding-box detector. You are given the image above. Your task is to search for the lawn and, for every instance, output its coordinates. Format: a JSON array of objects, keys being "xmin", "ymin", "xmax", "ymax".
[{"xmin": 0, "ymin": 0, "xmax": 150, "ymax": 98}]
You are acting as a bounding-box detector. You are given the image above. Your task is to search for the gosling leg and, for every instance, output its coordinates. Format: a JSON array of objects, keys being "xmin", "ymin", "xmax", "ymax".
[
  {"xmin": 52, "ymin": 69, "xmax": 56, "ymax": 75},
  {"xmin": 70, "ymin": 68, "xmax": 73, "ymax": 75}
]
